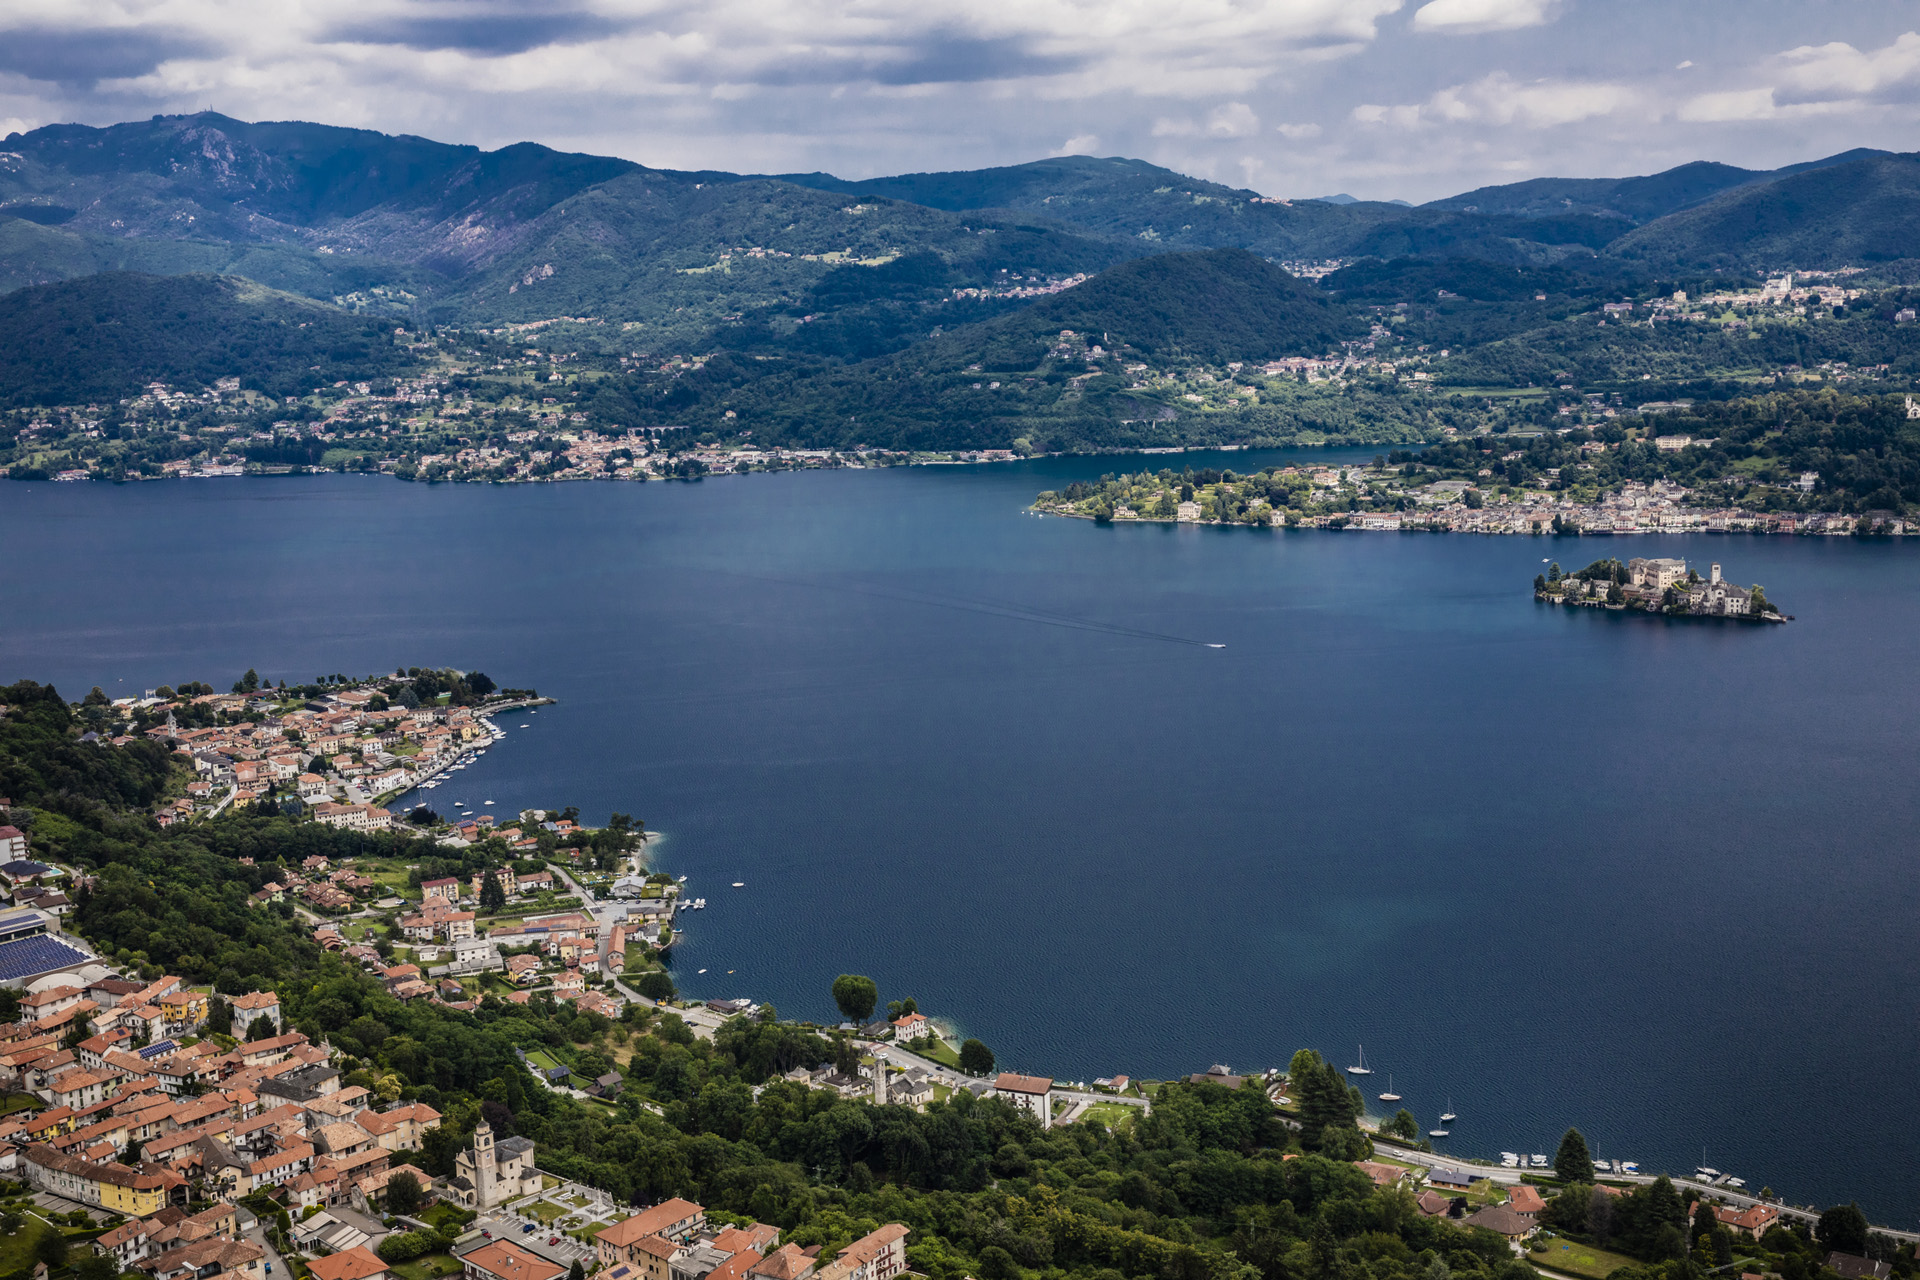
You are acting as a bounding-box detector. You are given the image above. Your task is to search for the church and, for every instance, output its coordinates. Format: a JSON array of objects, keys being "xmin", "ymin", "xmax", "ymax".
[{"xmin": 449, "ymin": 1121, "xmax": 540, "ymax": 1210}]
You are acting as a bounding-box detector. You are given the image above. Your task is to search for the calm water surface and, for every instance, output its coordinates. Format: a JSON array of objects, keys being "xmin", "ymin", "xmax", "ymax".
[{"xmin": 3, "ymin": 453, "xmax": 1916, "ymax": 1218}]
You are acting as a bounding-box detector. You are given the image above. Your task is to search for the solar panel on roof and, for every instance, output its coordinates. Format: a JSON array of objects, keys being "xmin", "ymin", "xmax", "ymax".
[
  {"xmin": 0, "ymin": 913, "xmax": 45, "ymax": 937},
  {"xmin": 138, "ymin": 1040, "xmax": 178, "ymax": 1059},
  {"xmin": 0, "ymin": 934, "xmax": 90, "ymax": 983}
]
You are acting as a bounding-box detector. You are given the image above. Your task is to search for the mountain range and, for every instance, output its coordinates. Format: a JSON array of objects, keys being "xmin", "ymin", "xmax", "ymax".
[
  {"xmin": 1, "ymin": 115, "xmax": 1915, "ymax": 342},
  {"xmin": 1, "ymin": 111, "xmax": 1918, "ymax": 432}
]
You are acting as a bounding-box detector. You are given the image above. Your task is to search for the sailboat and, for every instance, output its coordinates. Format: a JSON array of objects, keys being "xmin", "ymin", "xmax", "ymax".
[
  {"xmin": 1378, "ymin": 1075, "xmax": 1401, "ymax": 1103},
  {"xmin": 1440, "ymin": 1098, "xmax": 1457, "ymax": 1123},
  {"xmin": 1429, "ymin": 1121, "xmax": 1450, "ymax": 1138},
  {"xmin": 1345, "ymin": 1045, "xmax": 1372, "ymax": 1076}
]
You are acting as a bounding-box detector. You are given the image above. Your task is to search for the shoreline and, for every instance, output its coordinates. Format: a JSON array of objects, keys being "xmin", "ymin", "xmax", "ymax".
[{"xmin": 1035, "ymin": 504, "xmax": 1910, "ymax": 537}]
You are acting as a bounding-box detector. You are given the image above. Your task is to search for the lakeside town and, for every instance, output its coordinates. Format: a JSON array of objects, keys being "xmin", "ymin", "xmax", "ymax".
[{"xmin": 0, "ymin": 669, "xmax": 1912, "ymax": 1280}]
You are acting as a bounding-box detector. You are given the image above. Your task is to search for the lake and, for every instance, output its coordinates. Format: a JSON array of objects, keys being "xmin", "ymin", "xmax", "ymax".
[{"xmin": 4, "ymin": 452, "xmax": 1917, "ymax": 1219}]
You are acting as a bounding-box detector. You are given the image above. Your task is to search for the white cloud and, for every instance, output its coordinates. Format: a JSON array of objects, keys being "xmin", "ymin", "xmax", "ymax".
[
  {"xmin": 1206, "ymin": 102, "xmax": 1259, "ymax": 137},
  {"xmin": 1412, "ymin": 0, "xmax": 1558, "ymax": 35},
  {"xmin": 1776, "ymin": 31, "xmax": 1920, "ymax": 101},
  {"xmin": 1676, "ymin": 88, "xmax": 1775, "ymax": 122},
  {"xmin": 1274, "ymin": 121, "xmax": 1321, "ymax": 138},
  {"xmin": 1355, "ymin": 71, "xmax": 1633, "ymax": 128},
  {"xmin": 1052, "ymin": 132, "xmax": 1099, "ymax": 155}
]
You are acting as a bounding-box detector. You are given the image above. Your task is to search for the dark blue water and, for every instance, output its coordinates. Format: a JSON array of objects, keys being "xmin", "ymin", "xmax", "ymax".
[{"xmin": 5, "ymin": 454, "xmax": 1918, "ymax": 1221}]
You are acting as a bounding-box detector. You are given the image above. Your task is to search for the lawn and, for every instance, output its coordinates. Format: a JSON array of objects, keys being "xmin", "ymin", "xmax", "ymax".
[
  {"xmin": 527, "ymin": 1201, "xmax": 568, "ymax": 1225},
  {"xmin": 0, "ymin": 1094, "xmax": 41, "ymax": 1117},
  {"xmin": 523, "ymin": 1048, "xmax": 569, "ymax": 1077},
  {"xmin": 905, "ymin": 1039, "xmax": 961, "ymax": 1070},
  {"xmin": 1076, "ymin": 1102, "xmax": 1141, "ymax": 1131},
  {"xmin": 1528, "ymin": 1237, "xmax": 1641, "ymax": 1279},
  {"xmin": 389, "ymin": 1254, "xmax": 462, "ymax": 1280},
  {"xmin": 417, "ymin": 1204, "xmax": 474, "ymax": 1232}
]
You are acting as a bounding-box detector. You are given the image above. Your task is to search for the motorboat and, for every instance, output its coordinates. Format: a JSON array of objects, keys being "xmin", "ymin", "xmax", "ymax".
[{"xmin": 1429, "ymin": 1128, "xmax": 1449, "ymax": 1138}]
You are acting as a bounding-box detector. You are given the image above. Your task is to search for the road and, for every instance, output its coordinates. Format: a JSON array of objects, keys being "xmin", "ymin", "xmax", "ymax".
[
  {"xmin": 871, "ymin": 1043, "xmax": 1150, "ymax": 1113},
  {"xmin": 1369, "ymin": 1138, "xmax": 1920, "ymax": 1245}
]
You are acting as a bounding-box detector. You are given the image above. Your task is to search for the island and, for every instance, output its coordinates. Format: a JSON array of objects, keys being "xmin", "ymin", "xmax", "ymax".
[{"xmin": 1535, "ymin": 557, "xmax": 1786, "ymax": 620}]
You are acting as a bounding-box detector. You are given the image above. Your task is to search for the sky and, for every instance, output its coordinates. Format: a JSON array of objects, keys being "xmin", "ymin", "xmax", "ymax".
[{"xmin": 0, "ymin": 0, "xmax": 1916, "ymax": 202}]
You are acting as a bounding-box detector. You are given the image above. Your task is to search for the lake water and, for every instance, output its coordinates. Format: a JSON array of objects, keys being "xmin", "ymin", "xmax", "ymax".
[{"xmin": 4, "ymin": 453, "xmax": 1918, "ymax": 1220}]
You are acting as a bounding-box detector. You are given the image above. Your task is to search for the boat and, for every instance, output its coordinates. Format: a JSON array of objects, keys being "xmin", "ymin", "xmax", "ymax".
[
  {"xmin": 1696, "ymin": 1167, "xmax": 1720, "ymax": 1178},
  {"xmin": 1378, "ymin": 1075, "xmax": 1400, "ymax": 1103},
  {"xmin": 1346, "ymin": 1045, "xmax": 1372, "ymax": 1076},
  {"xmin": 677, "ymin": 875, "xmax": 688, "ymax": 882},
  {"xmin": 697, "ymin": 968, "xmax": 707, "ymax": 974},
  {"xmin": 1620, "ymin": 1162, "xmax": 1639, "ymax": 1173},
  {"xmin": 1440, "ymin": 1098, "xmax": 1456, "ymax": 1122},
  {"xmin": 731, "ymin": 882, "xmax": 744, "ymax": 888},
  {"xmin": 1500, "ymin": 1153, "xmax": 1519, "ymax": 1167},
  {"xmin": 1530, "ymin": 1155, "xmax": 1549, "ymax": 1168},
  {"xmin": 1429, "ymin": 1128, "xmax": 1449, "ymax": 1138}
]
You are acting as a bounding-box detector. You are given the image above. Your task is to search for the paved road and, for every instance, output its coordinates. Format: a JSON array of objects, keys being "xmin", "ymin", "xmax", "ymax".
[
  {"xmin": 870, "ymin": 1043, "xmax": 1150, "ymax": 1114},
  {"xmin": 1369, "ymin": 1138, "xmax": 1920, "ymax": 1245}
]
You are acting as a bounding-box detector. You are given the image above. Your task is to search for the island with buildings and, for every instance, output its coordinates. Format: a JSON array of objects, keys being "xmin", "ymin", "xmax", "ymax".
[{"xmin": 1535, "ymin": 557, "xmax": 1785, "ymax": 620}]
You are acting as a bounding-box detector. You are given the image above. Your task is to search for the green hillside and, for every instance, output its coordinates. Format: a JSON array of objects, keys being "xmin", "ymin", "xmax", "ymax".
[
  {"xmin": 1421, "ymin": 150, "xmax": 1892, "ymax": 222},
  {"xmin": 1610, "ymin": 153, "xmax": 1920, "ymax": 269},
  {"xmin": 0, "ymin": 271, "xmax": 416, "ymax": 407}
]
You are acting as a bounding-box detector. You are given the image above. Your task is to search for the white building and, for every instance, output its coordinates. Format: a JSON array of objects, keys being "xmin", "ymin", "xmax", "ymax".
[{"xmin": 993, "ymin": 1073, "xmax": 1054, "ymax": 1129}]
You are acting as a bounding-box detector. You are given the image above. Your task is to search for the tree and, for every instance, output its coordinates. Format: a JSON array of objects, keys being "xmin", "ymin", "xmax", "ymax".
[
  {"xmin": 569, "ymin": 1263, "xmax": 586, "ymax": 1280},
  {"xmin": 1817, "ymin": 1203, "xmax": 1870, "ymax": 1257},
  {"xmin": 246, "ymin": 1016, "xmax": 279, "ymax": 1042},
  {"xmin": 636, "ymin": 970, "xmax": 676, "ymax": 1002},
  {"xmin": 1554, "ymin": 1128, "xmax": 1594, "ymax": 1185},
  {"xmin": 386, "ymin": 1170, "xmax": 422, "ymax": 1215},
  {"xmin": 959, "ymin": 1039, "xmax": 995, "ymax": 1076},
  {"xmin": 35, "ymin": 1228, "xmax": 68, "ymax": 1270},
  {"xmin": 1385, "ymin": 1109, "xmax": 1419, "ymax": 1141},
  {"xmin": 831, "ymin": 974, "xmax": 878, "ymax": 1022},
  {"xmin": 480, "ymin": 873, "xmax": 507, "ymax": 912}
]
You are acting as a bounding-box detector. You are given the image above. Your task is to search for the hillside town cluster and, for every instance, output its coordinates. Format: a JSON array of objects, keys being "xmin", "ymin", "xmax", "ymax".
[
  {"xmin": 119, "ymin": 686, "xmax": 524, "ymax": 828},
  {"xmin": 0, "ymin": 931, "xmax": 921, "ymax": 1280}
]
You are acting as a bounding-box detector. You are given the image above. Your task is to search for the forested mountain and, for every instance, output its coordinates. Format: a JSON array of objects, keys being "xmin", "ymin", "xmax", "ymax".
[
  {"xmin": 0, "ymin": 272, "xmax": 416, "ymax": 407},
  {"xmin": 1423, "ymin": 150, "xmax": 1893, "ymax": 222},
  {"xmin": 1608, "ymin": 153, "xmax": 1920, "ymax": 270},
  {"xmin": 5, "ymin": 112, "xmax": 1912, "ymax": 340}
]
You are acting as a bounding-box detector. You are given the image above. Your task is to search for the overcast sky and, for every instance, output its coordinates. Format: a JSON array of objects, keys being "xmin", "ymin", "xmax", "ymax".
[{"xmin": 1, "ymin": 0, "xmax": 1915, "ymax": 201}]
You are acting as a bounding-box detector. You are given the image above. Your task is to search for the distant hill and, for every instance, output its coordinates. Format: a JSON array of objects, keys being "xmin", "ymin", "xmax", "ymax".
[
  {"xmin": 0, "ymin": 272, "xmax": 414, "ymax": 407},
  {"xmin": 1425, "ymin": 149, "xmax": 1894, "ymax": 223},
  {"xmin": 1609, "ymin": 152, "xmax": 1920, "ymax": 269}
]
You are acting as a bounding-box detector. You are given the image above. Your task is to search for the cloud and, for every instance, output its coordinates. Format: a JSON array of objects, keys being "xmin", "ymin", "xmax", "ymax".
[
  {"xmin": 1052, "ymin": 133, "xmax": 1099, "ymax": 155},
  {"xmin": 1775, "ymin": 31, "xmax": 1920, "ymax": 102},
  {"xmin": 0, "ymin": 27, "xmax": 213, "ymax": 87},
  {"xmin": 1207, "ymin": 103, "xmax": 1259, "ymax": 136},
  {"xmin": 1676, "ymin": 88, "xmax": 1775, "ymax": 122},
  {"xmin": 327, "ymin": 8, "xmax": 623, "ymax": 55},
  {"xmin": 1274, "ymin": 121, "xmax": 1322, "ymax": 139},
  {"xmin": 1355, "ymin": 71, "xmax": 1633, "ymax": 128},
  {"xmin": 1675, "ymin": 31, "xmax": 1920, "ymax": 124},
  {"xmin": 1412, "ymin": 0, "xmax": 1558, "ymax": 35}
]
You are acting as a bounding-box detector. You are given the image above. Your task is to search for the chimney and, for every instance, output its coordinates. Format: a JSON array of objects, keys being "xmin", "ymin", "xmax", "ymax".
[{"xmin": 1711, "ymin": 563, "xmax": 1721, "ymax": 584}]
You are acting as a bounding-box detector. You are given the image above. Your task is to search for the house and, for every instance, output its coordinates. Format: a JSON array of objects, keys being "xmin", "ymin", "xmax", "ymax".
[
  {"xmin": 1462, "ymin": 1205, "xmax": 1535, "ymax": 1240},
  {"xmin": 813, "ymin": 1226, "xmax": 909, "ymax": 1280},
  {"xmin": 747, "ymin": 1246, "xmax": 815, "ymax": 1280},
  {"xmin": 515, "ymin": 870, "xmax": 554, "ymax": 894},
  {"xmin": 992, "ymin": 1073, "xmax": 1053, "ymax": 1128},
  {"xmin": 1425, "ymin": 1168, "xmax": 1477, "ymax": 1190},
  {"xmin": 141, "ymin": 1235, "xmax": 266, "ymax": 1280},
  {"xmin": 598, "ymin": 1200, "xmax": 709, "ymax": 1267},
  {"xmin": 1714, "ymin": 1204, "xmax": 1778, "ymax": 1238},
  {"xmin": 889, "ymin": 1013, "xmax": 929, "ymax": 1041},
  {"xmin": 1354, "ymin": 1162, "xmax": 1406, "ymax": 1188},
  {"xmin": 1506, "ymin": 1185, "xmax": 1546, "ymax": 1217},
  {"xmin": 0, "ymin": 829, "xmax": 26, "ymax": 861},
  {"xmin": 421, "ymin": 877, "xmax": 461, "ymax": 902},
  {"xmin": 305, "ymin": 1246, "xmax": 391, "ymax": 1280},
  {"xmin": 1827, "ymin": 1257, "xmax": 1891, "ymax": 1280},
  {"xmin": 465, "ymin": 1242, "xmax": 566, "ymax": 1280},
  {"xmin": 1627, "ymin": 557, "xmax": 1688, "ymax": 591},
  {"xmin": 229, "ymin": 992, "xmax": 280, "ymax": 1039},
  {"xmin": 1415, "ymin": 1190, "xmax": 1457, "ymax": 1218}
]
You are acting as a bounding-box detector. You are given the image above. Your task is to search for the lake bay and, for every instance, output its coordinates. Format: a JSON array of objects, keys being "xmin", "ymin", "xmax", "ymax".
[{"xmin": 3, "ymin": 452, "xmax": 1916, "ymax": 1218}]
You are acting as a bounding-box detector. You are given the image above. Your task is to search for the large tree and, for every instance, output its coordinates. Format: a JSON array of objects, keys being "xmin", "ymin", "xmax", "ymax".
[
  {"xmin": 1554, "ymin": 1127, "xmax": 1594, "ymax": 1184},
  {"xmin": 958, "ymin": 1038, "xmax": 995, "ymax": 1076},
  {"xmin": 1817, "ymin": 1203, "xmax": 1870, "ymax": 1257},
  {"xmin": 385, "ymin": 1170, "xmax": 422, "ymax": 1215},
  {"xmin": 831, "ymin": 974, "xmax": 878, "ymax": 1022}
]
